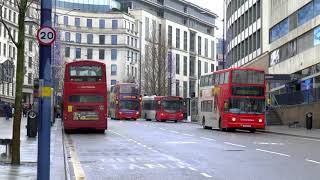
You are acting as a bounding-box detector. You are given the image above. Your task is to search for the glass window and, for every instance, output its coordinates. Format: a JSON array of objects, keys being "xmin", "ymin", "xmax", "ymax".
[
  {"xmin": 224, "ymin": 72, "xmax": 229, "ymax": 84},
  {"xmin": 87, "ymin": 49, "xmax": 93, "ymax": 59},
  {"xmin": 65, "ymin": 47, "xmax": 70, "ymax": 57},
  {"xmin": 75, "ymin": 17, "xmax": 80, "ymax": 27},
  {"xmin": 70, "ymin": 65, "xmax": 102, "ymax": 78},
  {"xmin": 315, "ymin": 0, "xmax": 320, "ymax": 16},
  {"xmin": 99, "ymin": 49, "xmax": 105, "ymax": 60},
  {"xmin": 176, "ymin": 54, "xmax": 180, "ymax": 74},
  {"xmin": 111, "ymin": 35, "xmax": 117, "ymax": 45},
  {"xmin": 63, "ymin": 16, "xmax": 68, "ymax": 25},
  {"xmin": 184, "ymin": 31, "xmax": 188, "ymax": 51},
  {"xmin": 111, "ymin": 49, "xmax": 117, "ymax": 60},
  {"xmin": 112, "ymin": 20, "xmax": 118, "ymax": 29},
  {"xmin": 219, "ymin": 73, "xmax": 224, "ymax": 84},
  {"xmin": 99, "ymin": 19, "xmax": 105, "ymax": 29},
  {"xmin": 76, "ymin": 33, "xmax": 81, "ymax": 43},
  {"xmin": 75, "ymin": 48, "xmax": 81, "ymax": 59},
  {"xmin": 168, "ymin": 25, "xmax": 172, "ymax": 47},
  {"xmin": 87, "ymin": 19, "xmax": 92, "ymax": 28},
  {"xmin": 176, "ymin": 28, "xmax": 180, "ymax": 49},
  {"xmin": 298, "ymin": 2, "xmax": 313, "ymax": 26},
  {"xmin": 87, "ymin": 34, "xmax": 93, "ymax": 44},
  {"xmin": 65, "ymin": 32, "xmax": 70, "ymax": 41},
  {"xmin": 183, "ymin": 56, "xmax": 187, "ymax": 76},
  {"xmin": 69, "ymin": 95, "xmax": 104, "ymax": 103},
  {"xmin": 198, "ymin": 36, "xmax": 202, "ymax": 55},
  {"xmin": 111, "ymin": 80, "xmax": 117, "ymax": 85},
  {"xmin": 205, "ymin": 62, "xmax": 208, "ymax": 73},
  {"xmin": 111, "ymin": 64, "xmax": 117, "ymax": 75},
  {"xmin": 99, "ymin": 35, "xmax": 105, "ymax": 45}
]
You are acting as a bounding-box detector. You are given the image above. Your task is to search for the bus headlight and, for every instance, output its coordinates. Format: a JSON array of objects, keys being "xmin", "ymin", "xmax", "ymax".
[
  {"xmin": 135, "ymin": 112, "xmax": 139, "ymax": 115},
  {"xmin": 232, "ymin": 117, "xmax": 236, "ymax": 122},
  {"xmin": 259, "ymin": 119, "xmax": 263, "ymax": 123}
]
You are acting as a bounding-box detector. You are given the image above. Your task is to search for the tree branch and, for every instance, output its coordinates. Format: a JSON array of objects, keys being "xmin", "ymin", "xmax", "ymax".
[{"xmin": 26, "ymin": 0, "xmax": 35, "ymax": 10}]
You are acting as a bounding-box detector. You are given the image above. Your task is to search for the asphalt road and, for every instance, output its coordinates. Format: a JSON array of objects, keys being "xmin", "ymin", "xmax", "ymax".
[{"xmin": 65, "ymin": 119, "xmax": 320, "ymax": 180}]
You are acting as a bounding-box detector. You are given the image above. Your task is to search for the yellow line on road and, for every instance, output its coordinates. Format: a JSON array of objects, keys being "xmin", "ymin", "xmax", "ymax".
[{"xmin": 67, "ymin": 135, "xmax": 86, "ymax": 180}]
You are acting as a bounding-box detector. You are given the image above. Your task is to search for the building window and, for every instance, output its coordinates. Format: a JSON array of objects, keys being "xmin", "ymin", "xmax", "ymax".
[
  {"xmin": 183, "ymin": 81, "xmax": 188, "ymax": 98},
  {"xmin": 270, "ymin": 18, "xmax": 289, "ymax": 42},
  {"xmin": 87, "ymin": 19, "xmax": 92, "ymax": 28},
  {"xmin": 29, "ymin": 41, "xmax": 32, "ymax": 52},
  {"xmin": 111, "ymin": 80, "xmax": 117, "ymax": 85},
  {"xmin": 198, "ymin": 36, "xmax": 202, "ymax": 55},
  {"xmin": 28, "ymin": 73, "xmax": 32, "ymax": 84},
  {"xmin": 298, "ymin": 2, "xmax": 313, "ymax": 26},
  {"xmin": 176, "ymin": 80, "xmax": 180, "ymax": 96},
  {"xmin": 28, "ymin": 57, "xmax": 32, "ymax": 68},
  {"xmin": 76, "ymin": 33, "xmax": 81, "ymax": 43},
  {"xmin": 99, "ymin": 35, "xmax": 105, "ymax": 45},
  {"xmin": 184, "ymin": 31, "xmax": 187, "ymax": 51},
  {"xmin": 75, "ymin": 48, "xmax": 81, "ymax": 59},
  {"xmin": 13, "ymin": 12, "xmax": 16, "ymax": 23},
  {"xmin": 176, "ymin": 28, "xmax": 180, "ymax": 49},
  {"xmin": 111, "ymin": 64, "xmax": 117, "ymax": 75},
  {"xmin": 99, "ymin": 49, "xmax": 105, "ymax": 60},
  {"xmin": 205, "ymin": 62, "xmax": 208, "ymax": 73},
  {"xmin": 145, "ymin": 17, "xmax": 149, "ymax": 39},
  {"xmin": 112, "ymin": 20, "xmax": 118, "ymax": 29},
  {"xmin": 315, "ymin": 0, "xmax": 320, "ymax": 16},
  {"xmin": 205, "ymin": 38, "xmax": 208, "ymax": 57},
  {"xmin": 65, "ymin": 47, "xmax": 70, "ymax": 57},
  {"xmin": 111, "ymin": 35, "xmax": 117, "ymax": 45},
  {"xmin": 168, "ymin": 25, "xmax": 172, "ymax": 47},
  {"xmin": 65, "ymin": 32, "xmax": 70, "ymax": 41},
  {"xmin": 63, "ymin": 16, "xmax": 68, "ymax": 25},
  {"xmin": 111, "ymin": 49, "xmax": 117, "ymax": 60},
  {"xmin": 183, "ymin": 56, "xmax": 187, "ymax": 76},
  {"xmin": 190, "ymin": 32, "xmax": 195, "ymax": 52},
  {"xmin": 211, "ymin": 64, "xmax": 214, "ymax": 72},
  {"xmin": 87, "ymin": 49, "xmax": 93, "ymax": 59},
  {"xmin": 211, "ymin": 41, "xmax": 215, "ymax": 59},
  {"xmin": 87, "ymin": 34, "xmax": 93, "ymax": 44},
  {"xmin": 176, "ymin": 54, "xmax": 180, "ymax": 74},
  {"xmin": 28, "ymin": 25, "xmax": 32, "ymax": 35},
  {"xmin": 99, "ymin": 19, "xmax": 105, "ymax": 29},
  {"xmin": 198, "ymin": 60, "xmax": 201, "ymax": 77},
  {"xmin": 75, "ymin": 17, "xmax": 80, "ymax": 27},
  {"xmin": 189, "ymin": 56, "xmax": 195, "ymax": 77}
]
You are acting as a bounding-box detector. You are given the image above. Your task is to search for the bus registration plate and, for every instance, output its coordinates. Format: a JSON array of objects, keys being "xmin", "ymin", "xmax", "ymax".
[{"xmin": 242, "ymin": 124, "xmax": 252, "ymax": 128}]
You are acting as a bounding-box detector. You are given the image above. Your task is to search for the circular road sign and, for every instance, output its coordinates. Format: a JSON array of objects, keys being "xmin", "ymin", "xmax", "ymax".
[{"xmin": 36, "ymin": 26, "xmax": 56, "ymax": 45}]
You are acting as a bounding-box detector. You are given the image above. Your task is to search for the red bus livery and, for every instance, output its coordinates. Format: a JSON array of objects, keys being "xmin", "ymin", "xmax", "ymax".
[
  {"xmin": 199, "ymin": 68, "xmax": 265, "ymax": 132},
  {"xmin": 142, "ymin": 96, "xmax": 184, "ymax": 123},
  {"xmin": 109, "ymin": 83, "xmax": 141, "ymax": 120},
  {"xmin": 63, "ymin": 61, "xmax": 108, "ymax": 133}
]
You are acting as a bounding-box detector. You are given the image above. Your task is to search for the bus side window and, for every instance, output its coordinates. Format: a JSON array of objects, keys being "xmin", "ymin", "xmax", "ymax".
[
  {"xmin": 220, "ymin": 73, "xmax": 224, "ymax": 84},
  {"xmin": 212, "ymin": 74, "xmax": 216, "ymax": 85},
  {"xmin": 208, "ymin": 75, "xmax": 213, "ymax": 86},
  {"xmin": 215, "ymin": 74, "xmax": 220, "ymax": 85},
  {"xmin": 224, "ymin": 72, "xmax": 229, "ymax": 84}
]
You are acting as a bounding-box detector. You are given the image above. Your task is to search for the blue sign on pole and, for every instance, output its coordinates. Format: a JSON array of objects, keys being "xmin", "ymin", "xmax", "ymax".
[{"xmin": 37, "ymin": 0, "xmax": 53, "ymax": 180}]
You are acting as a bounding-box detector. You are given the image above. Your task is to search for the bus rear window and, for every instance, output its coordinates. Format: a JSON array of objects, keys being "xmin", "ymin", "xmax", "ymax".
[
  {"xmin": 120, "ymin": 85, "xmax": 138, "ymax": 94},
  {"xmin": 232, "ymin": 70, "xmax": 264, "ymax": 84},
  {"xmin": 69, "ymin": 95, "xmax": 104, "ymax": 103},
  {"xmin": 69, "ymin": 65, "xmax": 102, "ymax": 82}
]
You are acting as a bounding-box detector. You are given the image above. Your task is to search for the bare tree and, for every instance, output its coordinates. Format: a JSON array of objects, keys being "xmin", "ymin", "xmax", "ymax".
[
  {"xmin": 142, "ymin": 29, "xmax": 169, "ymax": 96},
  {"xmin": 0, "ymin": 0, "xmax": 36, "ymax": 165}
]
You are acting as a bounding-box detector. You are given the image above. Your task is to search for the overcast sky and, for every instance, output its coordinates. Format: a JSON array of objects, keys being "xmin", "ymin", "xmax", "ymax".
[{"xmin": 187, "ymin": 0, "xmax": 224, "ymax": 38}]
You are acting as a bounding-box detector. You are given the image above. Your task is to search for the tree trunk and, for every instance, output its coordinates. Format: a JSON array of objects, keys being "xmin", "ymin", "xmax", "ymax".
[{"xmin": 11, "ymin": 0, "xmax": 27, "ymax": 165}]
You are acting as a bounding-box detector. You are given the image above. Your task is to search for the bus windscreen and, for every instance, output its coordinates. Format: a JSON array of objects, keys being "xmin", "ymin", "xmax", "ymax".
[
  {"xmin": 162, "ymin": 100, "xmax": 182, "ymax": 113},
  {"xmin": 227, "ymin": 98, "xmax": 265, "ymax": 114}
]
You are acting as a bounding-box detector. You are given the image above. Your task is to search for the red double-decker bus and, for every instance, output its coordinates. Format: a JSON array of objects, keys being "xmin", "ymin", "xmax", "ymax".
[
  {"xmin": 109, "ymin": 83, "xmax": 141, "ymax": 120},
  {"xmin": 63, "ymin": 61, "xmax": 108, "ymax": 133},
  {"xmin": 199, "ymin": 68, "xmax": 266, "ymax": 133},
  {"xmin": 142, "ymin": 96, "xmax": 184, "ymax": 123}
]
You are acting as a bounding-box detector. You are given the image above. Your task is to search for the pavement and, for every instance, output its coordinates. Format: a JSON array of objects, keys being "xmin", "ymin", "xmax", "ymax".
[
  {"xmin": 0, "ymin": 117, "xmax": 65, "ymax": 180},
  {"xmin": 66, "ymin": 119, "xmax": 320, "ymax": 180},
  {"xmin": 259, "ymin": 125, "xmax": 320, "ymax": 139}
]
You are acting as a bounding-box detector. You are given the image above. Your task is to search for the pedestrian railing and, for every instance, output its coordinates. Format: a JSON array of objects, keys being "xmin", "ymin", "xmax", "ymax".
[{"xmin": 272, "ymin": 87, "xmax": 320, "ymax": 106}]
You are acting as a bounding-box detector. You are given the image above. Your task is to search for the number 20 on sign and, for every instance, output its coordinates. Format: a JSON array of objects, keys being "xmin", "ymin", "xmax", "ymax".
[{"xmin": 36, "ymin": 26, "xmax": 56, "ymax": 45}]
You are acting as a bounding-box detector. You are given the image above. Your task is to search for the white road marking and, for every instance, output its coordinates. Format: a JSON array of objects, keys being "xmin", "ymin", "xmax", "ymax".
[
  {"xmin": 200, "ymin": 137, "xmax": 216, "ymax": 141},
  {"xmin": 159, "ymin": 128, "xmax": 165, "ymax": 130},
  {"xmin": 300, "ymin": 137, "xmax": 320, "ymax": 142},
  {"xmin": 254, "ymin": 142, "xmax": 284, "ymax": 145},
  {"xmin": 148, "ymin": 147, "xmax": 153, "ymax": 150},
  {"xmin": 200, "ymin": 173, "xmax": 213, "ymax": 178},
  {"xmin": 170, "ymin": 130, "xmax": 180, "ymax": 134},
  {"xmin": 224, "ymin": 142, "xmax": 246, "ymax": 148},
  {"xmin": 166, "ymin": 141, "xmax": 196, "ymax": 144},
  {"xmin": 306, "ymin": 159, "xmax": 320, "ymax": 164},
  {"xmin": 188, "ymin": 167, "xmax": 197, "ymax": 171},
  {"xmin": 182, "ymin": 133, "xmax": 194, "ymax": 137},
  {"xmin": 143, "ymin": 145, "xmax": 147, "ymax": 148},
  {"xmin": 256, "ymin": 149, "xmax": 290, "ymax": 157},
  {"xmin": 137, "ymin": 142, "xmax": 142, "ymax": 145},
  {"xmin": 152, "ymin": 150, "xmax": 159, "ymax": 153}
]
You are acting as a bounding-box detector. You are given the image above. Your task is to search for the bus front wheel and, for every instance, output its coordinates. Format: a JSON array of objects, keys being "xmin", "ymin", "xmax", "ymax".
[
  {"xmin": 219, "ymin": 119, "xmax": 226, "ymax": 131},
  {"xmin": 202, "ymin": 118, "xmax": 211, "ymax": 129}
]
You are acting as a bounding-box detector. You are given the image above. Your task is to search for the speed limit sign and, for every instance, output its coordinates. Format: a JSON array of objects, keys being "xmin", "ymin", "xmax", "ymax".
[{"xmin": 36, "ymin": 26, "xmax": 56, "ymax": 45}]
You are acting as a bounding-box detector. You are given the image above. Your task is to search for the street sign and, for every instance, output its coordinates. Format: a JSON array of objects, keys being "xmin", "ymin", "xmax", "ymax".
[{"xmin": 36, "ymin": 26, "xmax": 56, "ymax": 45}]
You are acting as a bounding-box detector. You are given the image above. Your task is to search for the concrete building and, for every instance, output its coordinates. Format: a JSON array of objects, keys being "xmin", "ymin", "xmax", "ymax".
[
  {"xmin": 225, "ymin": 0, "xmax": 270, "ymax": 71},
  {"xmin": 268, "ymin": 0, "xmax": 320, "ymax": 93},
  {"xmin": 118, "ymin": 0, "xmax": 218, "ymax": 98},
  {"xmin": 55, "ymin": 0, "xmax": 140, "ymax": 90},
  {"xmin": 0, "ymin": 0, "xmax": 39, "ymax": 104}
]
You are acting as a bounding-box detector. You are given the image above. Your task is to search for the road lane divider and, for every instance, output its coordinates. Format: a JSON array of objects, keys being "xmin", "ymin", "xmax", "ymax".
[
  {"xmin": 200, "ymin": 137, "xmax": 216, "ymax": 141},
  {"xmin": 306, "ymin": 159, "xmax": 320, "ymax": 164},
  {"xmin": 224, "ymin": 142, "xmax": 246, "ymax": 148},
  {"xmin": 200, "ymin": 173, "xmax": 213, "ymax": 178},
  {"xmin": 256, "ymin": 149, "xmax": 290, "ymax": 157}
]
